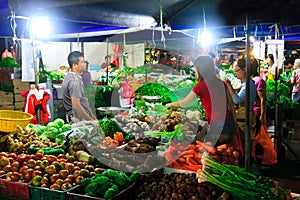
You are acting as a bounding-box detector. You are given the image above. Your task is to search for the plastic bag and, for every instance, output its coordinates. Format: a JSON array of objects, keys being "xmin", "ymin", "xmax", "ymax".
[
  {"xmin": 231, "ymin": 127, "xmax": 244, "ymax": 158},
  {"xmin": 121, "ymin": 81, "xmax": 135, "ymax": 98},
  {"xmin": 251, "ymin": 125, "xmax": 277, "ymax": 165}
]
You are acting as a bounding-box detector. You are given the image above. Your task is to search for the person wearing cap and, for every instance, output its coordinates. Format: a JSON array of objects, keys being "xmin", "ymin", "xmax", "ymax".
[{"xmin": 290, "ymin": 58, "xmax": 300, "ymax": 102}]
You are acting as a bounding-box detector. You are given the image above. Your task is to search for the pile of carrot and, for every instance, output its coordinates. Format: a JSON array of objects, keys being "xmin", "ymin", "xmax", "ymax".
[{"xmin": 164, "ymin": 140, "xmax": 240, "ymax": 172}]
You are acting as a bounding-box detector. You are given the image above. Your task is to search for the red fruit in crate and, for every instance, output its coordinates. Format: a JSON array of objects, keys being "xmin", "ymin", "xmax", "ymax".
[
  {"xmin": 40, "ymin": 160, "xmax": 50, "ymax": 169},
  {"xmin": 59, "ymin": 169, "xmax": 69, "ymax": 179},
  {"xmin": 8, "ymin": 157, "xmax": 14, "ymax": 164},
  {"xmin": 0, "ymin": 170, "xmax": 5, "ymax": 176},
  {"xmin": 0, "ymin": 156, "xmax": 10, "ymax": 167},
  {"xmin": 50, "ymin": 184, "xmax": 60, "ymax": 190},
  {"xmin": 32, "ymin": 170, "xmax": 43, "ymax": 177},
  {"xmin": 10, "ymin": 172, "xmax": 21, "ymax": 181},
  {"xmin": 57, "ymin": 154, "xmax": 66, "ymax": 160},
  {"xmin": 16, "ymin": 154, "xmax": 26, "ymax": 163},
  {"xmin": 3, "ymin": 164, "xmax": 11, "ymax": 173},
  {"xmin": 11, "ymin": 161, "xmax": 20, "ymax": 172},
  {"xmin": 41, "ymin": 184, "xmax": 48, "ymax": 188},
  {"xmin": 55, "ymin": 179, "xmax": 64, "ymax": 186},
  {"xmin": 64, "ymin": 163, "xmax": 74, "ymax": 172},
  {"xmin": 61, "ymin": 183, "xmax": 72, "ymax": 191},
  {"xmin": 46, "ymin": 155, "xmax": 57, "ymax": 163},
  {"xmin": 63, "ymin": 178, "xmax": 73, "ymax": 185},
  {"xmin": 34, "ymin": 152, "xmax": 44, "ymax": 161},
  {"xmin": 24, "ymin": 172, "xmax": 32, "ymax": 181},
  {"xmin": 8, "ymin": 153, "xmax": 17, "ymax": 160},
  {"xmin": 75, "ymin": 175, "xmax": 83, "ymax": 185},
  {"xmin": 41, "ymin": 177, "xmax": 49, "ymax": 185},
  {"xmin": 45, "ymin": 165, "xmax": 57, "ymax": 175},
  {"xmin": 26, "ymin": 159, "xmax": 36, "ymax": 168},
  {"xmin": 73, "ymin": 170, "xmax": 80, "ymax": 178},
  {"xmin": 19, "ymin": 166, "xmax": 29, "ymax": 175},
  {"xmin": 50, "ymin": 174, "xmax": 60, "ymax": 184},
  {"xmin": 24, "ymin": 155, "xmax": 33, "ymax": 162}
]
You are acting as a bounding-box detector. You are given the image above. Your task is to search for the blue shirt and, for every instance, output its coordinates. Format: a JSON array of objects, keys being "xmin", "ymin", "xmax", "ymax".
[{"xmin": 232, "ymin": 80, "xmax": 256, "ymax": 105}]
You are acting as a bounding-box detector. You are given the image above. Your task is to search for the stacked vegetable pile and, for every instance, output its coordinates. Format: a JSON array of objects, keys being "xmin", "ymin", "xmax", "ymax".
[
  {"xmin": 0, "ymin": 125, "xmax": 63, "ymax": 154},
  {"xmin": 164, "ymin": 141, "xmax": 240, "ymax": 172},
  {"xmin": 78, "ymin": 169, "xmax": 140, "ymax": 199},
  {"xmin": 197, "ymin": 152, "xmax": 292, "ymax": 200},
  {"xmin": 0, "ymin": 151, "xmax": 101, "ymax": 191},
  {"xmin": 135, "ymin": 83, "xmax": 171, "ymax": 103},
  {"xmin": 135, "ymin": 171, "xmax": 228, "ymax": 200},
  {"xmin": 27, "ymin": 118, "xmax": 72, "ymax": 145}
]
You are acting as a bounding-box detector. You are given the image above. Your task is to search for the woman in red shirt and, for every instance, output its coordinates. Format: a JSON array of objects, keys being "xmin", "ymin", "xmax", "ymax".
[{"xmin": 166, "ymin": 55, "xmax": 235, "ymax": 146}]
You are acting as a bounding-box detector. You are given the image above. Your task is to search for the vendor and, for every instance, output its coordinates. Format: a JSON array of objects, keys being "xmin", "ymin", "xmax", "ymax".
[
  {"xmin": 101, "ymin": 55, "xmax": 116, "ymax": 70},
  {"xmin": 62, "ymin": 51, "xmax": 97, "ymax": 123}
]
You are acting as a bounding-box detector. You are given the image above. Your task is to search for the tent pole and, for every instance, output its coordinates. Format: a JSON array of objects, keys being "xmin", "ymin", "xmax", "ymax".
[
  {"xmin": 245, "ymin": 13, "xmax": 251, "ymax": 171},
  {"xmin": 123, "ymin": 33, "xmax": 127, "ymax": 81},
  {"xmin": 106, "ymin": 38, "xmax": 109, "ymax": 85}
]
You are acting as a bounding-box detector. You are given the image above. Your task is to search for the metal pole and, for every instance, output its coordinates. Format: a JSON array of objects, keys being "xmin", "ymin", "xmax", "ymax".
[
  {"xmin": 106, "ymin": 38, "xmax": 109, "ymax": 85},
  {"xmin": 123, "ymin": 33, "xmax": 127, "ymax": 81},
  {"xmin": 245, "ymin": 13, "xmax": 251, "ymax": 171}
]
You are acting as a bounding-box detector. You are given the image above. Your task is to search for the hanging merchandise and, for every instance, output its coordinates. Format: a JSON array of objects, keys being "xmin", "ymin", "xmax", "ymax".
[
  {"xmin": 251, "ymin": 125, "xmax": 277, "ymax": 165},
  {"xmin": 1, "ymin": 37, "xmax": 13, "ymax": 59},
  {"xmin": 21, "ymin": 86, "xmax": 50, "ymax": 124},
  {"xmin": 253, "ymin": 41, "xmax": 266, "ymax": 61}
]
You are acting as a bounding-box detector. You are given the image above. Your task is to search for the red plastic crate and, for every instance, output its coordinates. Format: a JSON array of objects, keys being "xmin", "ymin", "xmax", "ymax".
[{"xmin": 0, "ymin": 175, "xmax": 30, "ymax": 200}]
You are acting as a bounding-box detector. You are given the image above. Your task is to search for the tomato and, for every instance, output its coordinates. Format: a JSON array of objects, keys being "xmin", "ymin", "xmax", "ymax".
[
  {"xmin": 63, "ymin": 178, "xmax": 73, "ymax": 184},
  {"xmin": 3, "ymin": 164, "xmax": 11, "ymax": 173},
  {"xmin": 57, "ymin": 154, "xmax": 66, "ymax": 160},
  {"xmin": 16, "ymin": 154, "xmax": 26, "ymax": 163},
  {"xmin": 0, "ymin": 170, "xmax": 5, "ymax": 176},
  {"xmin": 73, "ymin": 166, "xmax": 80, "ymax": 171},
  {"xmin": 24, "ymin": 155, "xmax": 33, "ymax": 162},
  {"xmin": 41, "ymin": 177, "xmax": 49, "ymax": 185},
  {"xmin": 84, "ymin": 165, "xmax": 94, "ymax": 172},
  {"xmin": 50, "ymin": 183, "xmax": 60, "ymax": 190},
  {"xmin": 11, "ymin": 161, "xmax": 20, "ymax": 172},
  {"xmin": 34, "ymin": 165, "xmax": 42, "ymax": 171},
  {"xmin": 0, "ymin": 156, "xmax": 10, "ymax": 167},
  {"xmin": 26, "ymin": 159, "xmax": 36, "ymax": 168},
  {"xmin": 79, "ymin": 169, "xmax": 89, "ymax": 178},
  {"xmin": 59, "ymin": 169, "xmax": 69, "ymax": 179},
  {"xmin": 41, "ymin": 184, "xmax": 48, "ymax": 188},
  {"xmin": 67, "ymin": 174, "xmax": 74, "ymax": 181},
  {"xmin": 10, "ymin": 172, "xmax": 21, "ymax": 181},
  {"xmin": 61, "ymin": 183, "xmax": 72, "ymax": 191},
  {"xmin": 94, "ymin": 168, "xmax": 103, "ymax": 174},
  {"xmin": 8, "ymin": 153, "xmax": 17, "ymax": 160},
  {"xmin": 8, "ymin": 157, "xmax": 14, "ymax": 164},
  {"xmin": 55, "ymin": 179, "xmax": 64, "ymax": 186},
  {"xmin": 40, "ymin": 160, "xmax": 50, "ymax": 169},
  {"xmin": 19, "ymin": 166, "xmax": 29, "ymax": 175},
  {"xmin": 75, "ymin": 175, "xmax": 83, "ymax": 185},
  {"xmin": 73, "ymin": 170, "xmax": 81, "ymax": 178},
  {"xmin": 24, "ymin": 172, "xmax": 32, "ymax": 181},
  {"xmin": 64, "ymin": 163, "xmax": 74, "ymax": 172},
  {"xmin": 58, "ymin": 162, "xmax": 66, "ymax": 170},
  {"xmin": 66, "ymin": 155, "xmax": 75, "ymax": 163},
  {"xmin": 50, "ymin": 174, "xmax": 60, "ymax": 184},
  {"xmin": 32, "ymin": 170, "xmax": 43, "ymax": 177},
  {"xmin": 45, "ymin": 165, "xmax": 57, "ymax": 175},
  {"xmin": 34, "ymin": 152, "xmax": 44, "ymax": 161},
  {"xmin": 46, "ymin": 155, "xmax": 57, "ymax": 163}
]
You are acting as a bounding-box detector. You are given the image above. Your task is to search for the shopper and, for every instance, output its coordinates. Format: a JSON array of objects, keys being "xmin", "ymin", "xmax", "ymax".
[
  {"xmin": 62, "ymin": 51, "xmax": 97, "ymax": 123},
  {"xmin": 166, "ymin": 55, "xmax": 235, "ymax": 146},
  {"xmin": 250, "ymin": 58, "xmax": 267, "ymax": 132},
  {"xmin": 80, "ymin": 61, "xmax": 91, "ymax": 87},
  {"xmin": 224, "ymin": 58, "xmax": 257, "ymax": 136},
  {"xmin": 266, "ymin": 54, "xmax": 280, "ymax": 80},
  {"xmin": 290, "ymin": 58, "xmax": 300, "ymax": 102}
]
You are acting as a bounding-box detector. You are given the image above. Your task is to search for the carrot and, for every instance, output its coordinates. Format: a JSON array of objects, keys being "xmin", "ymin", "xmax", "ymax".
[
  {"xmin": 216, "ymin": 144, "xmax": 228, "ymax": 152},
  {"xmin": 177, "ymin": 157, "xmax": 186, "ymax": 163},
  {"xmin": 188, "ymin": 144, "xmax": 197, "ymax": 150},
  {"xmin": 186, "ymin": 157, "xmax": 199, "ymax": 165},
  {"xmin": 193, "ymin": 152, "xmax": 202, "ymax": 159},
  {"xmin": 182, "ymin": 154, "xmax": 194, "ymax": 158},
  {"xmin": 180, "ymin": 149, "xmax": 195, "ymax": 156},
  {"xmin": 183, "ymin": 164, "xmax": 202, "ymax": 172}
]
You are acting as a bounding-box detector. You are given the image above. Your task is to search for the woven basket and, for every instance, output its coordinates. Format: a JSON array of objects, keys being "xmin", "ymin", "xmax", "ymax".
[{"xmin": 0, "ymin": 110, "xmax": 33, "ymax": 132}]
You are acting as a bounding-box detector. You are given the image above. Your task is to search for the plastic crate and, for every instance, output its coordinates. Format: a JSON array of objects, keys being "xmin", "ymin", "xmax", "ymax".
[
  {"xmin": 67, "ymin": 176, "xmax": 144, "ymax": 200},
  {"xmin": 0, "ymin": 176, "xmax": 30, "ymax": 199},
  {"xmin": 29, "ymin": 185, "xmax": 77, "ymax": 200}
]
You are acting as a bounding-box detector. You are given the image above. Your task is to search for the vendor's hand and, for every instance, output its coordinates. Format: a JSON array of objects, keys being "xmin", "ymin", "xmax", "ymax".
[{"xmin": 166, "ymin": 103, "xmax": 175, "ymax": 109}]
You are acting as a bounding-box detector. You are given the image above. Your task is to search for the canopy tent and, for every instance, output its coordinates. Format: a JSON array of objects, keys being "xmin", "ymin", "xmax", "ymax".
[{"xmin": 1, "ymin": 0, "xmax": 300, "ymax": 42}]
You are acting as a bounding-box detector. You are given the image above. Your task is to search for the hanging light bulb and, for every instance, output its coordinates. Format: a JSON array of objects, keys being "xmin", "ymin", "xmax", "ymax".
[
  {"xmin": 31, "ymin": 17, "xmax": 50, "ymax": 40},
  {"xmin": 201, "ymin": 31, "xmax": 212, "ymax": 47}
]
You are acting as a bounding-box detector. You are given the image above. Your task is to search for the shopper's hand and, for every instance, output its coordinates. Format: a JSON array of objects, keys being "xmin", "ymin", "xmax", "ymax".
[{"xmin": 166, "ymin": 103, "xmax": 174, "ymax": 109}]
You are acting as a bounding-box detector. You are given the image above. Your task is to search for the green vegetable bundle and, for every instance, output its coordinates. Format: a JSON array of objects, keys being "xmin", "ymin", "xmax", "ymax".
[
  {"xmin": 135, "ymin": 83, "xmax": 171, "ymax": 103},
  {"xmin": 81, "ymin": 169, "xmax": 140, "ymax": 199},
  {"xmin": 98, "ymin": 119, "xmax": 126, "ymax": 138},
  {"xmin": 197, "ymin": 152, "xmax": 291, "ymax": 200},
  {"xmin": 0, "ymin": 57, "xmax": 20, "ymax": 68}
]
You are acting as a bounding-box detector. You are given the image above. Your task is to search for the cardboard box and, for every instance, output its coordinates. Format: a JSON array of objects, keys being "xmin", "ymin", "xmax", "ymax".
[
  {"xmin": 0, "ymin": 105, "xmax": 15, "ymax": 110},
  {"xmin": 14, "ymin": 84, "xmax": 30, "ymax": 93},
  {"xmin": 0, "ymin": 91, "xmax": 14, "ymax": 105},
  {"xmin": 14, "ymin": 93, "xmax": 25, "ymax": 103},
  {"xmin": 14, "ymin": 101, "xmax": 24, "ymax": 109}
]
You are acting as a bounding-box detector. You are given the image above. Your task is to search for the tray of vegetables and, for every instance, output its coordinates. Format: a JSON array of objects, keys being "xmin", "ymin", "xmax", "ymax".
[{"xmin": 67, "ymin": 169, "xmax": 142, "ymax": 200}]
